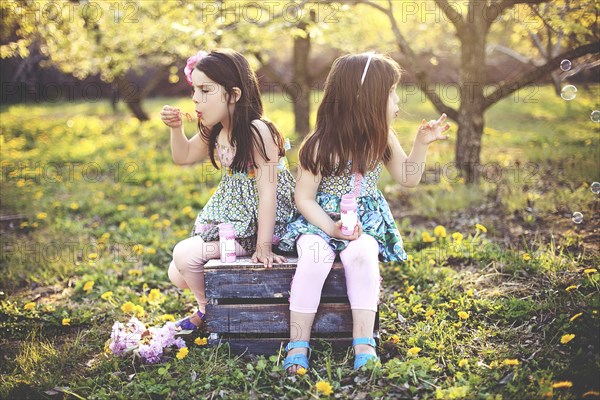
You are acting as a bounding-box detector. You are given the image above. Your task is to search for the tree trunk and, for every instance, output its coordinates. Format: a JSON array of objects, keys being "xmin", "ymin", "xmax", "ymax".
[
  {"xmin": 115, "ymin": 66, "xmax": 169, "ymax": 122},
  {"xmin": 292, "ymin": 20, "xmax": 312, "ymax": 137},
  {"xmin": 456, "ymin": 5, "xmax": 488, "ymax": 184}
]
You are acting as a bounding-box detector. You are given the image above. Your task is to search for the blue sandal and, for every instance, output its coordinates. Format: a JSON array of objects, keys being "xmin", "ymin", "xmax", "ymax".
[
  {"xmin": 353, "ymin": 337, "xmax": 379, "ymax": 369},
  {"xmin": 175, "ymin": 310, "xmax": 206, "ymax": 331},
  {"xmin": 283, "ymin": 341, "xmax": 311, "ymax": 372}
]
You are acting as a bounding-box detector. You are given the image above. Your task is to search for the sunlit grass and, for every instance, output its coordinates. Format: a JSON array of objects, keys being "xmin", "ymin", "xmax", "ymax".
[{"xmin": 1, "ymin": 84, "xmax": 599, "ymax": 399}]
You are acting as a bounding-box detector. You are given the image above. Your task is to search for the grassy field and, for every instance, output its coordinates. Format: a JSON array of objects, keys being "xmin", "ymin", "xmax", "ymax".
[{"xmin": 1, "ymin": 84, "xmax": 599, "ymax": 399}]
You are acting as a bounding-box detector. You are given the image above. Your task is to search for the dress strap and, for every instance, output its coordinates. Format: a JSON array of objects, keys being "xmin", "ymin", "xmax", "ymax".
[{"xmin": 351, "ymin": 172, "xmax": 363, "ymax": 197}]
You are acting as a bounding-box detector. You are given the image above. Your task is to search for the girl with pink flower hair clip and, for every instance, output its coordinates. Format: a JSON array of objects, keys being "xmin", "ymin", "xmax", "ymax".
[{"xmin": 160, "ymin": 49, "xmax": 295, "ymax": 331}]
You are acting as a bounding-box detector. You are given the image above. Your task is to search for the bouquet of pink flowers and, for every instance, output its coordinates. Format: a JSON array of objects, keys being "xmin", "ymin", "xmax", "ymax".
[{"xmin": 108, "ymin": 316, "xmax": 188, "ymax": 364}]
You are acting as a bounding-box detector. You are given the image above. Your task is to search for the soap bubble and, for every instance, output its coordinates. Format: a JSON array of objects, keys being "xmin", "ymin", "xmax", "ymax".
[
  {"xmin": 560, "ymin": 85, "xmax": 577, "ymax": 101},
  {"xmin": 591, "ymin": 110, "xmax": 600, "ymax": 123},
  {"xmin": 591, "ymin": 182, "xmax": 600, "ymax": 194},
  {"xmin": 572, "ymin": 212, "xmax": 583, "ymax": 224},
  {"xmin": 560, "ymin": 59, "xmax": 572, "ymax": 71}
]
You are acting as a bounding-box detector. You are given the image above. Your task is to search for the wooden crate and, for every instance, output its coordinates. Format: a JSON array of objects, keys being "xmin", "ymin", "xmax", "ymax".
[{"xmin": 204, "ymin": 257, "xmax": 379, "ymax": 354}]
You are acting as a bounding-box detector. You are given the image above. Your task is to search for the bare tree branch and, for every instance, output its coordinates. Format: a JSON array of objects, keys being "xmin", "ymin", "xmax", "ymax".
[
  {"xmin": 483, "ymin": 41, "xmax": 600, "ymax": 109},
  {"xmin": 356, "ymin": 0, "xmax": 459, "ymax": 120},
  {"xmin": 252, "ymin": 51, "xmax": 289, "ymax": 93},
  {"xmin": 434, "ymin": 0, "xmax": 464, "ymax": 28},
  {"xmin": 494, "ymin": 0, "xmax": 548, "ymax": 15}
]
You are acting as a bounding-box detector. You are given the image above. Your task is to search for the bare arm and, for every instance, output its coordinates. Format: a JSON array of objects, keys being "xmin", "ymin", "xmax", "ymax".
[
  {"xmin": 295, "ymin": 164, "xmax": 362, "ymax": 240},
  {"xmin": 251, "ymin": 120, "xmax": 287, "ymax": 267},
  {"xmin": 385, "ymin": 114, "xmax": 450, "ymax": 187},
  {"xmin": 160, "ymin": 105, "xmax": 209, "ymax": 165}
]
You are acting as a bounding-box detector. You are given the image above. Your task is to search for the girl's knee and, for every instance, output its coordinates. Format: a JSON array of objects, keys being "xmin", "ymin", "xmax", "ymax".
[{"xmin": 172, "ymin": 238, "xmax": 209, "ymax": 273}]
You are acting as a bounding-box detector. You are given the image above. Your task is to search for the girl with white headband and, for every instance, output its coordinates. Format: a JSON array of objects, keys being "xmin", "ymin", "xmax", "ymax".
[{"xmin": 279, "ymin": 52, "xmax": 450, "ymax": 372}]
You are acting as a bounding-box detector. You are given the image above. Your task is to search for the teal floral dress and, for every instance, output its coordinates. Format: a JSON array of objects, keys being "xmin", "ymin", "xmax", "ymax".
[
  {"xmin": 278, "ymin": 162, "xmax": 407, "ymax": 262},
  {"xmin": 191, "ymin": 137, "xmax": 296, "ymax": 253}
]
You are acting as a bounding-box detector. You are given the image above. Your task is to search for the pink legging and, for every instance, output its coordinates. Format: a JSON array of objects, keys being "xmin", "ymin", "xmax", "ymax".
[
  {"xmin": 168, "ymin": 235, "xmax": 251, "ymax": 311},
  {"xmin": 289, "ymin": 234, "xmax": 381, "ymax": 313}
]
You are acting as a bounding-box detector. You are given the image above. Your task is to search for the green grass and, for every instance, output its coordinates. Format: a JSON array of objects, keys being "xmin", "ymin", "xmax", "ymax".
[{"xmin": 1, "ymin": 84, "xmax": 599, "ymax": 399}]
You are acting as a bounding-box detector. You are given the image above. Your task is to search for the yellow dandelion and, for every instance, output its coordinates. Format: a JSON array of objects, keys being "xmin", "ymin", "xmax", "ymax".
[
  {"xmin": 145, "ymin": 247, "xmax": 157, "ymax": 254},
  {"xmin": 434, "ymin": 225, "xmax": 447, "ymax": 237},
  {"xmin": 101, "ymin": 291, "xmax": 113, "ymax": 300},
  {"xmin": 565, "ymin": 285, "xmax": 578, "ymax": 292},
  {"xmin": 88, "ymin": 253, "xmax": 98, "ymax": 260},
  {"xmin": 194, "ymin": 337, "xmax": 208, "ymax": 346},
  {"xmin": 458, "ymin": 359, "xmax": 468, "ymax": 368},
  {"xmin": 150, "ymin": 213, "xmax": 160, "ymax": 221},
  {"xmin": 70, "ymin": 202, "xmax": 79, "ymax": 210},
  {"xmin": 570, "ymin": 312, "xmax": 583, "ymax": 322},
  {"xmin": 117, "ymin": 204, "xmax": 127, "ymax": 211},
  {"xmin": 408, "ymin": 347, "xmax": 422, "ymax": 356},
  {"xmin": 451, "ymin": 232, "xmax": 463, "ymax": 243},
  {"xmin": 584, "ymin": 268, "xmax": 597, "ymax": 275},
  {"xmin": 296, "ymin": 367, "xmax": 307, "ymax": 376},
  {"xmin": 315, "ymin": 381, "xmax": 333, "ymax": 396},
  {"xmin": 176, "ymin": 347, "xmax": 189, "ymax": 360},
  {"xmin": 458, "ymin": 311, "xmax": 469, "ymax": 320},
  {"xmin": 560, "ymin": 334, "xmax": 575, "ymax": 344},
  {"xmin": 162, "ymin": 219, "xmax": 171, "ymax": 227},
  {"xmin": 552, "ymin": 381, "xmax": 573, "ymax": 389},
  {"xmin": 160, "ymin": 314, "xmax": 175, "ymax": 322},
  {"xmin": 132, "ymin": 244, "xmax": 144, "ymax": 255},
  {"xmin": 475, "ymin": 223, "xmax": 487, "ymax": 233},
  {"xmin": 389, "ymin": 334, "xmax": 400, "ymax": 344},
  {"xmin": 119, "ymin": 221, "xmax": 127, "ymax": 230},
  {"xmin": 128, "ymin": 269, "xmax": 142, "ymax": 276},
  {"xmin": 522, "ymin": 253, "xmax": 531, "ymax": 261},
  {"xmin": 83, "ymin": 281, "xmax": 94, "ymax": 293},
  {"xmin": 139, "ymin": 295, "xmax": 148, "ymax": 304},
  {"xmin": 425, "ymin": 309, "xmax": 435, "ymax": 319},
  {"xmin": 148, "ymin": 289, "xmax": 163, "ymax": 302},
  {"xmin": 24, "ymin": 302, "xmax": 36, "ymax": 310},
  {"xmin": 36, "ymin": 212, "xmax": 47, "ymax": 220},
  {"xmin": 422, "ymin": 231, "xmax": 436, "ymax": 243},
  {"xmin": 121, "ymin": 301, "xmax": 136, "ymax": 314},
  {"xmin": 502, "ymin": 359, "xmax": 520, "ymax": 366},
  {"xmin": 134, "ymin": 305, "xmax": 145, "ymax": 318},
  {"xmin": 428, "ymin": 259, "xmax": 436, "ymax": 266},
  {"xmin": 62, "ymin": 318, "xmax": 71, "ymax": 326}
]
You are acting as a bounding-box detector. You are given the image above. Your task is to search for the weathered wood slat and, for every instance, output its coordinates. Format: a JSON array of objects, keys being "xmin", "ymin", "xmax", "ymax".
[
  {"xmin": 206, "ymin": 303, "xmax": 354, "ymax": 334},
  {"xmin": 204, "ymin": 259, "xmax": 348, "ymax": 299}
]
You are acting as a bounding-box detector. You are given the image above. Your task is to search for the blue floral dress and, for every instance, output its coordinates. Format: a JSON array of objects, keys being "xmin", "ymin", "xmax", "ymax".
[
  {"xmin": 278, "ymin": 162, "xmax": 407, "ymax": 262},
  {"xmin": 191, "ymin": 137, "xmax": 296, "ymax": 253}
]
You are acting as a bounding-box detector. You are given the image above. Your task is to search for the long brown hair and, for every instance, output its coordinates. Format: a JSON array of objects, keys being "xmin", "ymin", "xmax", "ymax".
[
  {"xmin": 194, "ymin": 49, "xmax": 285, "ymax": 172},
  {"xmin": 299, "ymin": 53, "xmax": 401, "ymax": 176}
]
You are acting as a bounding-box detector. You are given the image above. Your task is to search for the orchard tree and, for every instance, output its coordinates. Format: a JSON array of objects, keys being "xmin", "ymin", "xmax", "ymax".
[
  {"xmin": 354, "ymin": 0, "xmax": 599, "ymax": 183},
  {"xmin": 0, "ymin": 1, "xmax": 221, "ymax": 120}
]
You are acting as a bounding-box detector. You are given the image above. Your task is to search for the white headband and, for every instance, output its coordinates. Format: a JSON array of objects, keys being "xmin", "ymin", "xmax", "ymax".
[{"xmin": 360, "ymin": 51, "xmax": 376, "ymax": 86}]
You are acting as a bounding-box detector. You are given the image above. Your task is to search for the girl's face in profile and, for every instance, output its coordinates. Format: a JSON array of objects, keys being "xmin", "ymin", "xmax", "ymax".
[
  {"xmin": 191, "ymin": 69, "xmax": 230, "ymax": 128},
  {"xmin": 387, "ymin": 84, "xmax": 399, "ymax": 125}
]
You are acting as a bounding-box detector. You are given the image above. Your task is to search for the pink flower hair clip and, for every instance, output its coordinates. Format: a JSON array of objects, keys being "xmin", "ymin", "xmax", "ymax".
[{"xmin": 184, "ymin": 51, "xmax": 208, "ymax": 86}]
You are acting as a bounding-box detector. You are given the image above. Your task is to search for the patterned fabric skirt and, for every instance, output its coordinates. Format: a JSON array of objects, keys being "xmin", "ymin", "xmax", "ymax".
[
  {"xmin": 191, "ymin": 169, "xmax": 296, "ymax": 253},
  {"xmin": 278, "ymin": 191, "xmax": 407, "ymax": 262}
]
